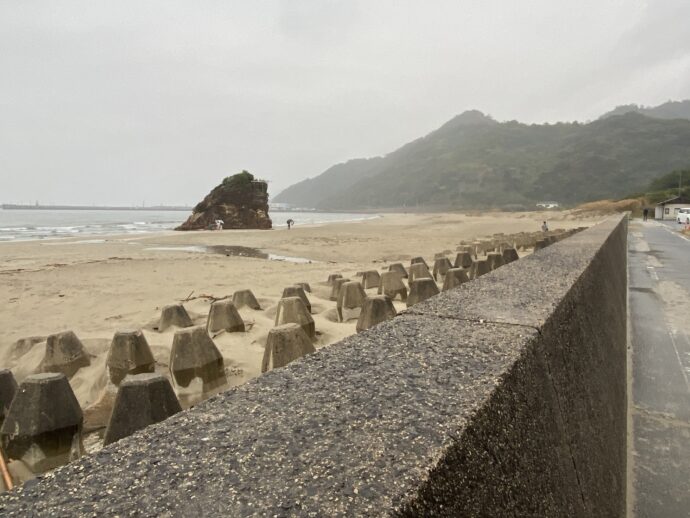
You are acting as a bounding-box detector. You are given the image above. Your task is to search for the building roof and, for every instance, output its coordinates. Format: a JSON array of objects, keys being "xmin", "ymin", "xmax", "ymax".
[{"xmin": 655, "ymin": 195, "xmax": 690, "ymax": 206}]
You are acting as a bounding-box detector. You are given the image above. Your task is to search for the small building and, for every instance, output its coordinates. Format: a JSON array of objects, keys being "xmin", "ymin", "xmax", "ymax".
[{"xmin": 655, "ymin": 195, "xmax": 690, "ymax": 220}]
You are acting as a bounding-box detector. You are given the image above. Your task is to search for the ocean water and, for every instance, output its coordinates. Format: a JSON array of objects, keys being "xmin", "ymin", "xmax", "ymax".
[{"xmin": 0, "ymin": 209, "xmax": 378, "ymax": 242}]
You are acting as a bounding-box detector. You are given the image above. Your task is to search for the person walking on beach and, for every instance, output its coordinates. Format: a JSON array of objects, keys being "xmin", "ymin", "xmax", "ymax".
[
  {"xmin": 643, "ymin": 208, "xmax": 649, "ymax": 221},
  {"xmin": 541, "ymin": 221, "xmax": 549, "ymax": 232},
  {"xmin": 287, "ymin": 218, "xmax": 294, "ymax": 230},
  {"xmin": 215, "ymin": 219, "xmax": 224, "ymax": 230}
]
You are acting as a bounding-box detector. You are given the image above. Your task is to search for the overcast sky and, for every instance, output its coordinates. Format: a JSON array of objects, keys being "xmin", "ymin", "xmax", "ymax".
[{"xmin": 2, "ymin": 1, "xmax": 689, "ymax": 205}]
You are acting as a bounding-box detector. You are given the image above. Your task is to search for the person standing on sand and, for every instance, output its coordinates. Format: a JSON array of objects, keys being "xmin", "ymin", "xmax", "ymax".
[
  {"xmin": 215, "ymin": 219, "xmax": 224, "ymax": 230},
  {"xmin": 541, "ymin": 221, "xmax": 549, "ymax": 232},
  {"xmin": 287, "ymin": 218, "xmax": 294, "ymax": 230}
]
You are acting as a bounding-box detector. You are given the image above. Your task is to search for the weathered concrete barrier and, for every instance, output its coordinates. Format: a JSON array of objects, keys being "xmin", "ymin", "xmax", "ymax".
[
  {"xmin": 326, "ymin": 273, "xmax": 342, "ymax": 285},
  {"xmin": 38, "ymin": 331, "xmax": 90, "ymax": 378},
  {"xmin": 261, "ymin": 324, "xmax": 316, "ymax": 373},
  {"xmin": 388, "ymin": 262, "xmax": 408, "ymax": 278},
  {"xmin": 206, "ymin": 300, "xmax": 245, "ymax": 334},
  {"xmin": 158, "ymin": 304, "xmax": 193, "ymax": 331},
  {"xmin": 502, "ymin": 246, "xmax": 519, "ymax": 264},
  {"xmin": 407, "ymin": 277, "xmax": 440, "ymax": 307},
  {"xmin": 275, "ymin": 297, "xmax": 315, "ymax": 339},
  {"xmin": 442, "ymin": 267, "xmax": 470, "ymax": 291},
  {"xmin": 232, "ymin": 289, "xmax": 261, "ymax": 310},
  {"xmin": 469, "ymin": 258, "xmax": 491, "ymax": 279},
  {"xmin": 432, "ymin": 257, "xmax": 453, "ymax": 280},
  {"xmin": 0, "ymin": 217, "xmax": 627, "ymax": 517},
  {"xmin": 336, "ymin": 281, "xmax": 367, "ymax": 323},
  {"xmin": 378, "ymin": 271, "xmax": 407, "ymax": 301},
  {"xmin": 296, "ymin": 282, "xmax": 312, "ymax": 293},
  {"xmin": 281, "ymin": 286, "xmax": 312, "ymax": 314},
  {"xmin": 408, "ymin": 262, "xmax": 432, "ymax": 283},
  {"xmin": 0, "ymin": 373, "xmax": 83, "ymax": 473},
  {"xmin": 454, "ymin": 251, "xmax": 473, "ymax": 269},
  {"xmin": 329, "ymin": 277, "xmax": 350, "ymax": 301},
  {"xmin": 0, "ymin": 370, "xmax": 17, "ymax": 427},
  {"xmin": 169, "ymin": 326, "xmax": 226, "ymax": 394},
  {"xmin": 361, "ymin": 270, "xmax": 381, "ymax": 290},
  {"xmin": 106, "ymin": 330, "xmax": 155, "ymax": 385},
  {"xmin": 356, "ymin": 295, "xmax": 397, "ymax": 333},
  {"xmin": 103, "ymin": 373, "xmax": 181, "ymax": 446}
]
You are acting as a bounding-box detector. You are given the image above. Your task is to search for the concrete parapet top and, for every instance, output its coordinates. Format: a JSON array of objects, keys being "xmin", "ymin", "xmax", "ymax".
[
  {"xmin": 410, "ymin": 217, "xmax": 624, "ymax": 327},
  {"xmin": 0, "ymin": 216, "xmax": 628, "ymax": 517}
]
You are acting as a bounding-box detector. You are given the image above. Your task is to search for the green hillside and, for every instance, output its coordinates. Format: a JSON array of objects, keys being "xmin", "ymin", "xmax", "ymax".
[
  {"xmin": 600, "ymin": 100, "xmax": 690, "ymax": 121},
  {"xmin": 632, "ymin": 169, "xmax": 690, "ymax": 204},
  {"xmin": 274, "ymin": 109, "xmax": 690, "ymax": 210}
]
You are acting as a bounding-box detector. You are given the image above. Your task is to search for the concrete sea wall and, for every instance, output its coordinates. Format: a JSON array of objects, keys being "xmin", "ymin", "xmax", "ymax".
[{"xmin": 0, "ymin": 216, "xmax": 628, "ymax": 517}]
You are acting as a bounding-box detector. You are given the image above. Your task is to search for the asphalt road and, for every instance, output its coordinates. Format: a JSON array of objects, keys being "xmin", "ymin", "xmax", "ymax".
[{"xmin": 629, "ymin": 220, "xmax": 690, "ymax": 517}]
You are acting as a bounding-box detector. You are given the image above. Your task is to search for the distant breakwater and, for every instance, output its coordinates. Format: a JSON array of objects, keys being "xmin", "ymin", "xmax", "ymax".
[{"xmin": 1, "ymin": 204, "xmax": 193, "ymax": 211}]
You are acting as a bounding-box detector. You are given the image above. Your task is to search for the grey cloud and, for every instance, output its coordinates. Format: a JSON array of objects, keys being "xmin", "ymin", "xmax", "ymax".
[{"xmin": 1, "ymin": 1, "xmax": 689, "ymax": 205}]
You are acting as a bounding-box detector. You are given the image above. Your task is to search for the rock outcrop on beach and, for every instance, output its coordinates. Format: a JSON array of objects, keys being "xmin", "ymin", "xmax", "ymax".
[{"xmin": 176, "ymin": 171, "xmax": 272, "ymax": 231}]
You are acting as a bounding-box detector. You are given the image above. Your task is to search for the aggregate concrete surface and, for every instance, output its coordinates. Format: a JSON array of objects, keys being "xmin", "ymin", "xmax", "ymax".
[
  {"xmin": 0, "ymin": 216, "xmax": 628, "ymax": 517},
  {"xmin": 629, "ymin": 220, "xmax": 690, "ymax": 517}
]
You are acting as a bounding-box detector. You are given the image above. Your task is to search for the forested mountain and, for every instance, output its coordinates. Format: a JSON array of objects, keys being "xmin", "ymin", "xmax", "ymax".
[
  {"xmin": 273, "ymin": 108, "xmax": 690, "ymax": 210},
  {"xmin": 600, "ymin": 100, "xmax": 690, "ymax": 121}
]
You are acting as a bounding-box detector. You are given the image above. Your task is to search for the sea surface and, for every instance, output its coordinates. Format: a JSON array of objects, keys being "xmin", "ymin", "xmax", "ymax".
[{"xmin": 0, "ymin": 209, "xmax": 378, "ymax": 242}]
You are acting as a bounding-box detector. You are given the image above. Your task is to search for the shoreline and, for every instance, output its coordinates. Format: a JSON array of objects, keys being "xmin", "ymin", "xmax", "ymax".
[{"xmin": 0, "ymin": 211, "xmax": 382, "ymax": 244}]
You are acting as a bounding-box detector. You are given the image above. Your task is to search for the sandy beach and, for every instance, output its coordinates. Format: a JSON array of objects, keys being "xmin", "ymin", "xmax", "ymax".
[{"xmin": 0, "ymin": 210, "xmax": 601, "ymax": 450}]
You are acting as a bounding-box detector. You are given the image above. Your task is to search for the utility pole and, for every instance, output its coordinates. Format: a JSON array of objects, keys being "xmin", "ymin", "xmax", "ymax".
[{"xmin": 680, "ymin": 171, "xmax": 683, "ymax": 197}]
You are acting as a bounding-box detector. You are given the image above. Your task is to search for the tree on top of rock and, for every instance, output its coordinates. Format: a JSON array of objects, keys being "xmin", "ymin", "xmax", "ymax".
[{"xmin": 222, "ymin": 170, "xmax": 254, "ymax": 189}]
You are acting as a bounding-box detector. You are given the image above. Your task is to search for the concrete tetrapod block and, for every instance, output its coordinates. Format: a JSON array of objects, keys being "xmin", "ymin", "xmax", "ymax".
[
  {"xmin": 432, "ymin": 257, "xmax": 453, "ymax": 281},
  {"xmin": 275, "ymin": 297, "xmax": 316, "ymax": 339},
  {"xmin": 0, "ymin": 370, "xmax": 18, "ymax": 426},
  {"xmin": 388, "ymin": 262, "xmax": 408, "ymax": 278},
  {"xmin": 169, "ymin": 326, "xmax": 227, "ymax": 393},
  {"xmin": 39, "ymin": 331, "xmax": 91, "ymax": 378},
  {"xmin": 454, "ymin": 251, "xmax": 473, "ymax": 269},
  {"xmin": 336, "ymin": 281, "xmax": 367, "ymax": 323},
  {"xmin": 442, "ymin": 268, "xmax": 470, "ymax": 291},
  {"xmin": 458, "ymin": 244, "xmax": 477, "ymax": 258},
  {"xmin": 326, "ymin": 274, "xmax": 342, "ymax": 286},
  {"xmin": 261, "ymin": 323, "xmax": 316, "ymax": 373},
  {"xmin": 377, "ymin": 271, "xmax": 408, "ymax": 301},
  {"xmin": 502, "ymin": 247, "xmax": 519, "ymax": 264},
  {"xmin": 407, "ymin": 278, "xmax": 440, "ymax": 307},
  {"xmin": 410, "ymin": 256, "xmax": 429, "ymax": 268},
  {"xmin": 106, "ymin": 330, "xmax": 156, "ymax": 386},
  {"xmin": 207, "ymin": 300, "xmax": 245, "ymax": 334},
  {"xmin": 362, "ymin": 270, "xmax": 381, "ymax": 289},
  {"xmin": 282, "ymin": 286, "xmax": 312, "ymax": 313},
  {"xmin": 103, "ymin": 373, "xmax": 182, "ymax": 446},
  {"xmin": 329, "ymin": 278, "xmax": 350, "ymax": 302},
  {"xmin": 8, "ymin": 336, "xmax": 46, "ymax": 363},
  {"xmin": 0, "ymin": 373, "xmax": 83, "ymax": 473},
  {"xmin": 158, "ymin": 304, "xmax": 193, "ymax": 332},
  {"xmin": 356, "ymin": 295, "xmax": 397, "ymax": 333},
  {"xmin": 296, "ymin": 282, "xmax": 312, "ymax": 293},
  {"xmin": 408, "ymin": 262, "xmax": 432, "ymax": 283},
  {"xmin": 232, "ymin": 289, "xmax": 262, "ymax": 310},
  {"xmin": 469, "ymin": 259, "xmax": 491, "ymax": 279},
  {"xmin": 486, "ymin": 252, "xmax": 505, "ymax": 271}
]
